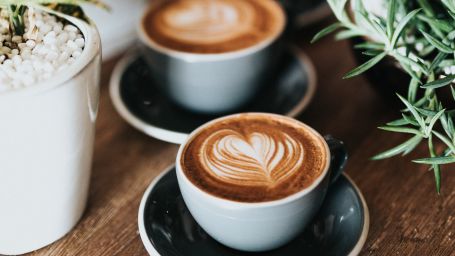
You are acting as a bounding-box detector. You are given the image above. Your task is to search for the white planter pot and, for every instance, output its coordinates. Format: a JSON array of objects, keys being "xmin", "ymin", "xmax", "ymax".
[{"xmin": 0, "ymin": 16, "xmax": 101, "ymax": 255}]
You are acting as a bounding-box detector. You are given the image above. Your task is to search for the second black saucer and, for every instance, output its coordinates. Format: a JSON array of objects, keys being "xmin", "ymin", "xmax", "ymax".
[{"xmin": 110, "ymin": 48, "xmax": 316, "ymax": 144}]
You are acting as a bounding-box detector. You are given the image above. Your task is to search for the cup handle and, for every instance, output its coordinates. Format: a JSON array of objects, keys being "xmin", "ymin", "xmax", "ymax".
[{"xmin": 324, "ymin": 135, "xmax": 348, "ymax": 185}]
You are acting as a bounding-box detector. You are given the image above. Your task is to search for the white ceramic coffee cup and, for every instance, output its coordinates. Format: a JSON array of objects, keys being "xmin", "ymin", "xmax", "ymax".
[
  {"xmin": 138, "ymin": 0, "xmax": 286, "ymax": 114},
  {"xmin": 175, "ymin": 113, "xmax": 347, "ymax": 252}
]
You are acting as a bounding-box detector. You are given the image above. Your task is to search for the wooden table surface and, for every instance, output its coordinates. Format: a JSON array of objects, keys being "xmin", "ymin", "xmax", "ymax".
[{"xmin": 28, "ymin": 23, "xmax": 455, "ymax": 256}]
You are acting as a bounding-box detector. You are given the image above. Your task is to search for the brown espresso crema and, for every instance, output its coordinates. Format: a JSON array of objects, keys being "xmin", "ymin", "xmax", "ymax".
[
  {"xmin": 142, "ymin": 0, "xmax": 286, "ymax": 54},
  {"xmin": 181, "ymin": 114, "xmax": 328, "ymax": 203}
]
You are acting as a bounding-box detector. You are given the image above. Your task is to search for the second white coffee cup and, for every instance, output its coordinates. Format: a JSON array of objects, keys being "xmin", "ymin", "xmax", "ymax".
[{"xmin": 138, "ymin": 0, "xmax": 287, "ymax": 114}]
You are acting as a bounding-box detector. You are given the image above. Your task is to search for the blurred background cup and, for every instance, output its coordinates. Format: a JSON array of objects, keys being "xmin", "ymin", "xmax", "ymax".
[
  {"xmin": 0, "ymin": 17, "xmax": 101, "ymax": 255},
  {"xmin": 138, "ymin": 0, "xmax": 287, "ymax": 114}
]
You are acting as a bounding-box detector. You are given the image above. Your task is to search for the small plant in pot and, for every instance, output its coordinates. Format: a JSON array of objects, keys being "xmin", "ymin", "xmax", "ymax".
[
  {"xmin": 0, "ymin": 1, "xmax": 105, "ymax": 255},
  {"xmin": 0, "ymin": 0, "xmax": 106, "ymax": 88},
  {"xmin": 313, "ymin": 0, "xmax": 455, "ymax": 193}
]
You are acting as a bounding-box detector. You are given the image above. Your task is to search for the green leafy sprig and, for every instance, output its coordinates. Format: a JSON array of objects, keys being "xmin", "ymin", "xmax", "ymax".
[
  {"xmin": 0, "ymin": 0, "xmax": 107, "ymax": 36},
  {"xmin": 314, "ymin": 0, "xmax": 455, "ymax": 193}
]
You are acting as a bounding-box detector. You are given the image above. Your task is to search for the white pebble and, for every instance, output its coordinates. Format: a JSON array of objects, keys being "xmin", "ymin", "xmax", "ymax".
[
  {"xmin": 75, "ymin": 38, "xmax": 85, "ymax": 48},
  {"xmin": 11, "ymin": 35, "xmax": 22, "ymax": 43},
  {"xmin": 64, "ymin": 25, "xmax": 78, "ymax": 32},
  {"xmin": 68, "ymin": 32, "xmax": 76, "ymax": 41},
  {"xmin": 0, "ymin": 10, "xmax": 85, "ymax": 89},
  {"xmin": 66, "ymin": 40, "xmax": 78, "ymax": 50},
  {"xmin": 12, "ymin": 55, "xmax": 22, "ymax": 66},
  {"xmin": 26, "ymin": 40, "xmax": 36, "ymax": 48},
  {"xmin": 40, "ymin": 24, "xmax": 52, "ymax": 34},
  {"xmin": 72, "ymin": 50, "xmax": 82, "ymax": 58}
]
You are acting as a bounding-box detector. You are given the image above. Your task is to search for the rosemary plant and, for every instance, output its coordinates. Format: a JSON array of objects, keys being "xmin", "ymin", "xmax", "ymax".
[
  {"xmin": 313, "ymin": 0, "xmax": 455, "ymax": 193},
  {"xmin": 0, "ymin": 0, "xmax": 107, "ymax": 36}
]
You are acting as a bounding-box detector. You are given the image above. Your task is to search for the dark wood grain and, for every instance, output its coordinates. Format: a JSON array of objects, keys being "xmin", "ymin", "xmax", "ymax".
[{"xmin": 27, "ymin": 23, "xmax": 455, "ymax": 256}]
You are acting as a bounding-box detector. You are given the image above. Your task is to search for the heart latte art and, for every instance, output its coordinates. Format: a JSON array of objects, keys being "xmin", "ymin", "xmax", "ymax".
[
  {"xmin": 181, "ymin": 114, "xmax": 329, "ymax": 203},
  {"xmin": 142, "ymin": 0, "xmax": 285, "ymax": 53},
  {"xmin": 201, "ymin": 130, "xmax": 304, "ymax": 187}
]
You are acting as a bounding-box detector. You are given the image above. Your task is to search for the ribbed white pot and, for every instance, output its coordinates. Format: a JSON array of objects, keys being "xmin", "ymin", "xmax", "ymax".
[{"xmin": 0, "ymin": 14, "xmax": 101, "ymax": 255}]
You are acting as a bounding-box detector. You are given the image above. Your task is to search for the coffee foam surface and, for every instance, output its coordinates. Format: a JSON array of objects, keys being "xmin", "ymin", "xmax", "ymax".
[
  {"xmin": 181, "ymin": 114, "xmax": 328, "ymax": 203},
  {"xmin": 143, "ymin": 0, "xmax": 285, "ymax": 54}
]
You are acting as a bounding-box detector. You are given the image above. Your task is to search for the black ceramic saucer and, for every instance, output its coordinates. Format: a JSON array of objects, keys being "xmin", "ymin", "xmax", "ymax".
[
  {"xmin": 109, "ymin": 48, "xmax": 316, "ymax": 144},
  {"xmin": 138, "ymin": 167, "xmax": 369, "ymax": 256}
]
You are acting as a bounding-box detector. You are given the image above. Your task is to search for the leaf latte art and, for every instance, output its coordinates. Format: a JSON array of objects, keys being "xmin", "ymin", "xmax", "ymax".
[
  {"xmin": 181, "ymin": 114, "xmax": 328, "ymax": 202},
  {"xmin": 142, "ymin": 0, "xmax": 285, "ymax": 53},
  {"xmin": 200, "ymin": 130, "xmax": 304, "ymax": 187}
]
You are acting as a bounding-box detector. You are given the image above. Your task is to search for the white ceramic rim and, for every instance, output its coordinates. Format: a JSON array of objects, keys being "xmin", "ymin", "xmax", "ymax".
[
  {"xmin": 109, "ymin": 47, "xmax": 317, "ymax": 145},
  {"xmin": 0, "ymin": 10, "xmax": 101, "ymax": 99},
  {"xmin": 346, "ymin": 174, "xmax": 370, "ymax": 256},
  {"xmin": 138, "ymin": 167, "xmax": 370, "ymax": 256},
  {"xmin": 175, "ymin": 113, "xmax": 331, "ymax": 208},
  {"xmin": 137, "ymin": 0, "xmax": 287, "ymax": 63},
  {"xmin": 294, "ymin": 2, "xmax": 332, "ymax": 28},
  {"xmin": 109, "ymin": 51, "xmax": 186, "ymax": 144}
]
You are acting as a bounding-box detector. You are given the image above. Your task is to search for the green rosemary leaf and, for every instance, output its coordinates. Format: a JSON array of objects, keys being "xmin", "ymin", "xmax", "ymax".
[
  {"xmin": 433, "ymin": 130, "xmax": 455, "ymax": 153},
  {"xmin": 427, "ymin": 109, "xmax": 446, "ymax": 135},
  {"xmin": 311, "ymin": 23, "xmax": 341, "ymax": 43},
  {"xmin": 403, "ymin": 135, "xmax": 424, "ymax": 155},
  {"xmin": 451, "ymin": 85, "xmax": 455, "ymax": 102},
  {"xmin": 401, "ymin": 62, "xmax": 423, "ymax": 82},
  {"xmin": 351, "ymin": 0, "xmax": 367, "ymax": 23},
  {"xmin": 448, "ymin": 10, "xmax": 455, "ymax": 22},
  {"xmin": 408, "ymin": 78, "xmax": 420, "ymax": 103},
  {"xmin": 354, "ymin": 11, "xmax": 388, "ymax": 41},
  {"xmin": 386, "ymin": 0, "xmax": 397, "ymax": 39},
  {"xmin": 362, "ymin": 49, "xmax": 383, "ymax": 56},
  {"xmin": 440, "ymin": 113, "xmax": 454, "ymax": 141},
  {"xmin": 442, "ymin": 0, "xmax": 455, "ymax": 14},
  {"xmin": 413, "ymin": 156, "xmax": 455, "ymax": 164},
  {"xmin": 354, "ymin": 42, "xmax": 385, "ymax": 50},
  {"xmin": 434, "ymin": 164, "xmax": 441, "ymax": 194},
  {"xmin": 448, "ymin": 116, "xmax": 455, "ymax": 137},
  {"xmin": 422, "ymin": 74, "xmax": 455, "ymax": 89},
  {"xmin": 415, "ymin": 107, "xmax": 438, "ymax": 117},
  {"xmin": 387, "ymin": 119, "xmax": 410, "ymax": 126},
  {"xmin": 372, "ymin": 135, "xmax": 423, "ymax": 160},
  {"xmin": 390, "ymin": 9, "xmax": 421, "ymax": 49},
  {"xmin": 438, "ymin": 59, "xmax": 455, "ymax": 68},
  {"xmin": 378, "ymin": 126, "xmax": 424, "ymax": 135},
  {"xmin": 371, "ymin": 18, "xmax": 389, "ymax": 42},
  {"xmin": 414, "ymin": 97, "xmax": 428, "ymax": 108},
  {"xmin": 448, "ymin": 30, "xmax": 455, "ymax": 41},
  {"xmin": 327, "ymin": 0, "xmax": 349, "ymax": 22},
  {"xmin": 335, "ymin": 30, "xmax": 365, "ymax": 40},
  {"xmin": 429, "ymin": 52, "xmax": 448, "ymax": 72},
  {"xmin": 392, "ymin": 51, "xmax": 428, "ymax": 75},
  {"xmin": 444, "ymin": 148, "xmax": 453, "ymax": 156},
  {"xmin": 343, "ymin": 52, "xmax": 387, "ymax": 79},
  {"xmin": 441, "ymin": 114, "xmax": 451, "ymax": 136},
  {"xmin": 417, "ymin": 15, "xmax": 453, "ymax": 33},
  {"xmin": 417, "ymin": 0, "xmax": 435, "ymax": 17},
  {"xmin": 420, "ymin": 30, "xmax": 454, "ymax": 54},
  {"xmin": 403, "ymin": 113, "xmax": 420, "ymax": 126},
  {"xmin": 428, "ymin": 135, "xmax": 441, "ymax": 194},
  {"xmin": 397, "ymin": 94, "xmax": 427, "ymax": 129}
]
